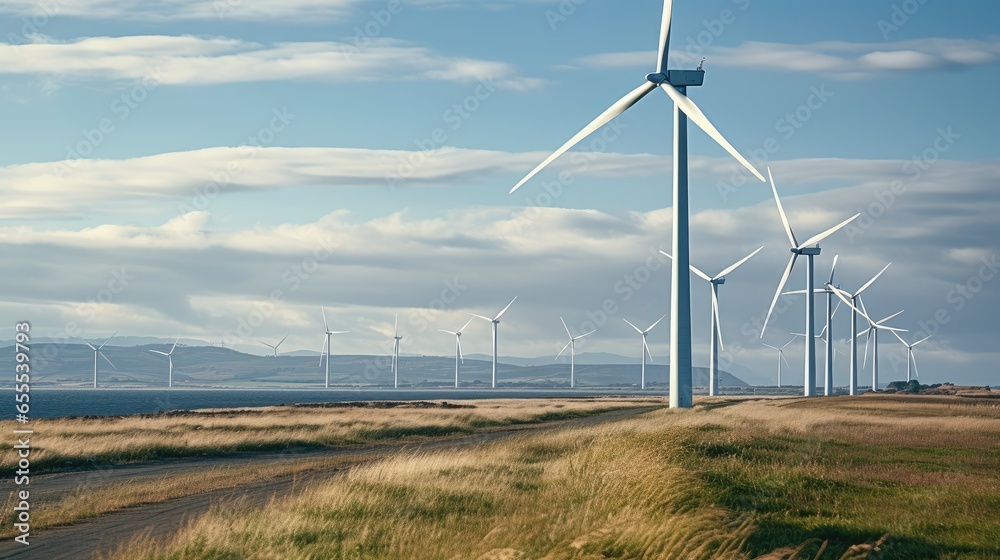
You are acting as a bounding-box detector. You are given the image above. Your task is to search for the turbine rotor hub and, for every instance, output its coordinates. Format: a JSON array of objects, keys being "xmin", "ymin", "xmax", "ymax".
[{"xmin": 645, "ymin": 72, "xmax": 669, "ymax": 85}]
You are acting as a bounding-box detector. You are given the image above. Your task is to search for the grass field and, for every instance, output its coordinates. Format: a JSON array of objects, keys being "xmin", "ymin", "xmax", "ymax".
[{"xmin": 105, "ymin": 395, "xmax": 1000, "ymax": 559}]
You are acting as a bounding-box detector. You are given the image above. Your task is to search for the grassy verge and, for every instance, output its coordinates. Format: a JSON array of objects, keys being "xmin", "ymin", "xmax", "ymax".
[{"xmin": 105, "ymin": 395, "xmax": 1000, "ymax": 559}]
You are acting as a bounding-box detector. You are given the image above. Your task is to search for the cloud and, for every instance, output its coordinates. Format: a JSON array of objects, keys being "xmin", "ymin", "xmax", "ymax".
[
  {"xmin": 0, "ymin": 0, "xmax": 364, "ymax": 21},
  {"xmin": 0, "ymin": 35, "xmax": 545, "ymax": 90},
  {"xmin": 573, "ymin": 38, "xmax": 1000, "ymax": 79}
]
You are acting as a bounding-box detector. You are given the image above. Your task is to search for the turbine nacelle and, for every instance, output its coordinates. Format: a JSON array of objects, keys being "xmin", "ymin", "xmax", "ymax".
[{"xmin": 791, "ymin": 247, "xmax": 822, "ymax": 256}]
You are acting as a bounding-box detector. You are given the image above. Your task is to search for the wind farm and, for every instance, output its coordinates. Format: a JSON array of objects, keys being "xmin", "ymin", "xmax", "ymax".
[{"xmin": 3, "ymin": 0, "xmax": 998, "ymax": 558}]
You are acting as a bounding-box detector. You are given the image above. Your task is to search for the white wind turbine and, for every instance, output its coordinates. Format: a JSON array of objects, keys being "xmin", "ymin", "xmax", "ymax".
[
  {"xmin": 508, "ymin": 0, "xmax": 766, "ymax": 408},
  {"xmin": 76, "ymin": 331, "xmax": 117, "ymax": 389},
  {"xmin": 440, "ymin": 317, "xmax": 475, "ymax": 389},
  {"xmin": 319, "ymin": 307, "xmax": 350, "ymax": 389},
  {"xmin": 149, "ymin": 337, "xmax": 180, "ymax": 388},
  {"xmin": 827, "ymin": 263, "xmax": 891, "ymax": 395},
  {"xmin": 470, "ymin": 297, "xmax": 517, "ymax": 389},
  {"xmin": 259, "ymin": 335, "xmax": 288, "ymax": 358},
  {"xmin": 762, "ymin": 337, "xmax": 795, "ymax": 388},
  {"xmin": 623, "ymin": 315, "xmax": 666, "ymax": 390},
  {"xmin": 892, "ymin": 332, "xmax": 931, "ymax": 383},
  {"xmin": 556, "ymin": 318, "xmax": 596, "ymax": 389},
  {"xmin": 857, "ymin": 301, "xmax": 906, "ymax": 392},
  {"xmin": 391, "ymin": 314, "xmax": 403, "ymax": 388},
  {"xmin": 661, "ymin": 246, "xmax": 763, "ymax": 396},
  {"xmin": 785, "ymin": 255, "xmax": 843, "ymax": 396},
  {"xmin": 761, "ymin": 168, "xmax": 860, "ymax": 397}
]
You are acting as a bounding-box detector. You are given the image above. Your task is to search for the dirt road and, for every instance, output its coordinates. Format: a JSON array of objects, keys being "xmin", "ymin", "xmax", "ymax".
[{"xmin": 0, "ymin": 406, "xmax": 653, "ymax": 559}]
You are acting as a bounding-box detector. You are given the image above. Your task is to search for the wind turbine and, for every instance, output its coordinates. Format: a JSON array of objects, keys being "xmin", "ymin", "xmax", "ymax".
[
  {"xmin": 761, "ymin": 167, "xmax": 860, "ymax": 397},
  {"xmin": 785, "ymin": 256, "xmax": 842, "ymax": 396},
  {"xmin": 623, "ymin": 315, "xmax": 666, "ymax": 390},
  {"xmin": 259, "ymin": 335, "xmax": 288, "ymax": 358},
  {"xmin": 661, "ymin": 246, "xmax": 763, "ymax": 396},
  {"xmin": 470, "ymin": 297, "xmax": 517, "ymax": 389},
  {"xmin": 827, "ymin": 263, "xmax": 891, "ymax": 395},
  {"xmin": 440, "ymin": 317, "xmax": 475, "ymax": 389},
  {"xmin": 149, "ymin": 337, "xmax": 179, "ymax": 388},
  {"xmin": 76, "ymin": 331, "xmax": 117, "ymax": 389},
  {"xmin": 391, "ymin": 314, "xmax": 403, "ymax": 388},
  {"xmin": 762, "ymin": 337, "xmax": 795, "ymax": 388},
  {"xmin": 508, "ymin": 1, "xmax": 766, "ymax": 408},
  {"xmin": 892, "ymin": 332, "xmax": 931, "ymax": 383},
  {"xmin": 857, "ymin": 301, "xmax": 906, "ymax": 392},
  {"xmin": 319, "ymin": 307, "xmax": 350, "ymax": 389},
  {"xmin": 555, "ymin": 318, "xmax": 596, "ymax": 389}
]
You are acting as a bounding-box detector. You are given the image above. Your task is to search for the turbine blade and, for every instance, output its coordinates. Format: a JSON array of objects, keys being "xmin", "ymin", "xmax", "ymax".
[
  {"xmin": 394, "ymin": 314, "xmax": 398, "ymax": 337},
  {"xmin": 863, "ymin": 329, "xmax": 872, "ymax": 369},
  {"xmin": 831, "ymin": 299, "xmax": 842, "ymax": 319},
  {"xmin": 510, "ymin": 82, "xmax": 657, "ymax": 194},
  {"xmin": 460, "ymin": 317, "xmax": 476, "ymax": 333},
  {"xmin": 830, "ymin": 287, "xmax": 870, "ymax": 322},
  {"xmin": 913, "ymin": 335, "xmax": 932, "ymax": 347},
  {"xmin": 911, "ymin": 352, "xmax": 920, "ymax": 378},
  {"xmin": 277, "ymin": 334, "xmax": 288, "ymax": 348},
  {"xmin": 656, "ymin": 0, "xmax": 674, "ymax": 74},
  {"xmin": 577, "ymin": 329, "xmax": 596, "ymax": 340},
  {"xmin": 712, "ymin": 287, "xmax": 723, "ymax": 351},
  {"xmin": 767, "ymin": 167, "xmax": 798, "ymax": 247},
  {"xmin": 98, "ymin": 330, "xmax": 118, "ymax": 350},
  {"xmin": 782, "ymin": 337, "xmax": 796, "ymax": 350},
  {"xmin": 560, "ymin": 316, "xmax": 572, "ymax": 339},
  {"xmin": 149, "ymin": 350, "xmax": 168, "ymax": 356},
  {"xmin": 458, "ymin": 336, "xmax": 464, "ymax": 362},
  {"xmin": 643, "ymin": 337, "xmax": 653, "ymax": 362},
  {"xmin": 761, "ymin": 254, "xmax": 798, "ymax": 337},
  {"xmin": 100, "ymin": 351, "xmax": 117, "ymax": 370},
  {"xmin": 623, "ymin": 318, "xmax": 643, "ymax": 334},
  {"xmin": 780, "ymin": 352, "xmax": 792, "ymax": 371},
  {"xmin": 258, "ymin": 341, "xmax": 275, "ymax": 349},
  {"xmin": 646, "ymin": 314, "xmax": 667, "ymax": 332},
  {"xmin": 321, "ymin": 306, "xmax": 329, "ymax": 331},
  {"xmin": 470, "ymin": 313, "xmax": 493, "ymax": 322},
  {"xmin": 319, "ymin": 336, "xmax": 328, "ymax": 367},
  {"xmin": 75, "ymin": 337, "xmax": 97, "ymax": 351},
  {"xmin": 690, "ymin": 264, "xmax": 712, "ymax": 283},
  {"xmin": 829, "ymin": 254, "xmax": 839, "ymax": 285},
  {"xmin": 495, "ymin": 296, "xmax": 518, "ymax": 320},
  {"xmin": 169, "ymin": 336, "xmax": 179, "ymax": 355},
  {"xmin": 439, "ymin": 329, "xmax": 458, "ymax": 336},
  {"xmin": 798, "ymin": 213, "xmax": 861, "ymax": 250},
  {"xmin": 555, "ymin": 340, "xmax": 572, "ymax": 361},
  {"xmin": 762, "ymin": 344, "xmax": 779, "ymax": 351},
  {"xmin": 877, "ymin": 310, "xmax": 904, "ymax": 325},
  {"xmin": 891, "ymin": 330, "xmax": 907, "ymax": 346},
  {"xmin": 856, "ymin": 263, "xmax": 891, "ymax": 297},
  {"xmin": 717, "ymin": 246, "xmax": 764, "ymax": 279},
  {"xmin": 660, "ymin": 83, "xmax": 765, "ymax": 182}
]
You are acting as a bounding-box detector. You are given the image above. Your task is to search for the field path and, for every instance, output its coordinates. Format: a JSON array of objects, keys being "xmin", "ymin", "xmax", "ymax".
[{"xmin": 0, "ymin": 406, "xmax": 653, "ymax": 559}]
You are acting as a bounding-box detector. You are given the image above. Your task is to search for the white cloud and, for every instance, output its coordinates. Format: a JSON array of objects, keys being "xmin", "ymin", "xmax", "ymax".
[
  {"xmin": 0, "ymin": 35, "xmax": 545, "ymax": 90},
  {"xmin": 0, "ymin": 0, "xmax": 364, "ymax": 21}
]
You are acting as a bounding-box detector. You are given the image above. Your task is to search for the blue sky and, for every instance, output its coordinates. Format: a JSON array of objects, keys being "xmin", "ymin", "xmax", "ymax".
[{"xmin": 2, "ymin": 0, "xmax": 998, "ymax": 386}]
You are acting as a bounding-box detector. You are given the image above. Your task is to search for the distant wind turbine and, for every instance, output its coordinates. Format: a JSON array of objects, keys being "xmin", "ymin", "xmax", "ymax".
[
  {"xmin": 762, "ymin": 167, "xmax": 860, "ymax": 397},
  {"xmin": 662, "ymin": 246, "xmax": 763, "ymax": 396},
  {"xmin": 623, "ymin": 315, "xmax": 666, "ymax": 390},
  {"xmin": 762, "ymin": 337, "xmax": 795, "ymax": 388},
  {"xmin": 555, "ymin": 317, "xmax": 596, "ymax": 389},
  {"xmin": 259, "ymin": 335, "xmax": 288, "ymax": 358},
  {"xmin": 392, "ymin": 314, "xmax": 403, "ymax": 388},
  {"xmin": 440, "ymin": 317, "xmax": 475, "ymax": 389},
  {"xmin": 76, "ymin": 331, "xmax": 117, "ymax": 389},
  {"xmin": 857, "ymin": 301, "xmax": 906, "ymax": 391},
  {"xmin": 892, "ymin": 332, "xmax": 931, "ymax": 383},
  {"xmin": 470, "ymin": 297, "xmax": 517, "ymax": 389},
  {"xmin": 508, "ymin": 0, "xmax": 767, "ymax": 409},
  {"xmin": 827, "ymin": 262, "xmax": 891, "ymax": 395},
  {"xmin": 319, "ymin": 307, "xmax": 350, "ymax": 389},
  {"xmin": 149, "ymin": 337, "xmax": 180, "ymax": 388}
]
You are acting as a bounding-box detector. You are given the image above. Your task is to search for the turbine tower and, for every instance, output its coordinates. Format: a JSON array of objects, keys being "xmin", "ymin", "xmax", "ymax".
[
  {"xmin": 661, "ymin": 246, "xmax": 763, "ymax": 396},
  {"xmin": 440, "ymin": 317, "xmax": 475, "ymax": 389},
  {"xmin": 508, "ymin": 0, "xmax": 766, "ymax": 408},
  {"xmin": 555, "ymin": 317, "xmax": 596, "ymax": 389},
  {"xmin": 857, "ymin": 301, "xmax": 906, "ymax": 392},
  {"xmin": 319, "ymin": 307, "xmax": 350, "ymax": 389},
  {"xmin": 762, "ymin": 168, "xmax": 860, "ymax": 397},
  {"xmin": 623, "ymin": 315, "xmax": 666, "ymax": 390},
  {"xmin": 149, "ymin": 337, "xmax": 179, "ymax": 388},
  {"xmin": 892, "ymin": 332, "xmax": 931, "ymax": 383},
  {"xmin": 762, "ymin": 337, "xmax": 795, "ymax": 388},
  {"xmin": 785, "ymin": 256, "xmax": 842, "ymax": 396},
  {"xmin": 392, "ymin": 314, "xmax": 403, "ymax": 388},
  {"xmin": 471, "ymin": 297, "xmax": 517, "ymax": 389},
  {"xmin": 76, "ymin": 331, "xmax": 117, "ymax": 389},
  {"xmin": 259, "ymin": 335, "xmax": 288, "ymax": 358},
  {"xmin": 828, "ymin": 263, "xmax": 891, "ymax": 395}
]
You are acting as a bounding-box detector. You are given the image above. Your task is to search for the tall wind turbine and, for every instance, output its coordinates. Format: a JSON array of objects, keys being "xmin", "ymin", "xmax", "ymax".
[
  {"xmin": 508, "ymin": 1, "xmax": 766, "ymax": 408},
  {"xmin": 827, "ymin": 263, "xmax": 891, "ymax": 395},
  {"xmin": 857, "ymin": 301, "xmax": 906, "ymax": 392},
  {"xmin": 661, "ymin": 246, "xmax": 763, "ymax": 396},
  {"xmin": 623, "ymin": 315, "xmax": 666, "ymax": 390},
  {"xmin": 149, "ymin": 337, "xmax": 179, "ymax": 388},
  {"xmin": 391, "ymin": 314, "xmax": 403, "ymax": 388},
  {"xmin": 785, "ymin": 256, "xmax": 842, "ymax": 396},
  {"xmin": 319, "ymin": 307, "xmax": 350, "ymax": 389},
  {"xmin": 76, "ymin": 331, "xmax": 117, "ymax": 389},
  {"xmin": 556, "ymin": 318, "xmax": 596, "ymax": 389},
  {"xmin": 761, "ymin": 168, "xmax": 860, "ymax": 397},
  {"xmin": 440, "ymin": 317, "xmax": 475, "ymax": 389},
  {"xmin": 892, "ymin": 332, "xmax": 931, "ymax": 383},
  {"xmin": 259, "ymin": 335, "xmax": 288, "ymax": 358},
  {"xmin": 471, "ymin": 297, "xmax": 517, "ymax": 389},
  {"xmin": 762, "ymin": 337, "xmax": 795, "ymax": 388}
]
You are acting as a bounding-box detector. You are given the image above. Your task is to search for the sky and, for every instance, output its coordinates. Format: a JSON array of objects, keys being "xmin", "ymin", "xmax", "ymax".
[{"xmin": 2, "ymin": 0, "xmax": 999, "ymax": 386}]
